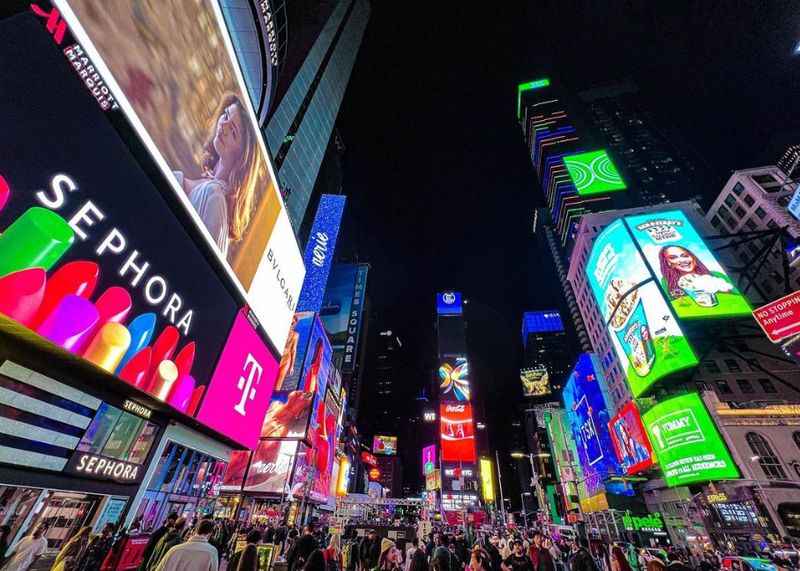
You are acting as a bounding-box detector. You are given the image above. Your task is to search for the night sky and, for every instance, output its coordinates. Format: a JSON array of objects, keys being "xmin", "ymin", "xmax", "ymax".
[{"xmin": 334, "ymin": 2, "xmax": 800, "ymax": 483}]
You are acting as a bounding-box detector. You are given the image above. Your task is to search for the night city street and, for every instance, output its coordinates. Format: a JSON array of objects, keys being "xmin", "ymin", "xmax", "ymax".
[{"xmin": 0, "ymin": 1, "xmax": 798, "ymax": 570}]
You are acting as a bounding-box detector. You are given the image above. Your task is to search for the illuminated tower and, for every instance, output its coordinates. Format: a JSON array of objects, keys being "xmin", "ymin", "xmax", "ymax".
[{"xmin": 435, "ymin": 292, "xmax": 481, "ymax": 518}]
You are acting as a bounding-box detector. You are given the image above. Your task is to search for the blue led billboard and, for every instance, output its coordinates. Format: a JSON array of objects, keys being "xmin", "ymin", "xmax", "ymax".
[
  {"xmin": 522, "ymin": 310, "xmax": 564, "ymax": 346},
  {"xmin": 320, "ymin": 264, "xmax": 369, "ymax": 373},
  {"xmin": 562, "ymin": 353, "xmax": 624, "ymax": 497},
  {"xmin": 297, "ymin": 195, "xmax": 347, "ymax": 312},
  {"xmin": 436, "ymin": 292, "xmax": 463, "ymax": 315}
]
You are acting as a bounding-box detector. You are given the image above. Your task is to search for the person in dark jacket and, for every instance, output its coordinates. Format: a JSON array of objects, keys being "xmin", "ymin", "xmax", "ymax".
[
  {"xmin": 665, "ymin": 553, "xmax": 692, "ymax": 571},
  {"xmin": 145, "ymin": 518, "xmax": 187, "ymax": 571},
  {"xmin": 138, "ymin": 513, "xmax": 178, "ymax": 571},
  {"xmin": 569, "ymin": 538, "xmax": 598, "ymax": 571},
  {"xmin": 288, "ymin": 525, "xmax": 319, "ymax": 571},
  {"xmin": 77, "ymin": 523, "xmax": 116, "ymax": 571},
  {"xmin": 359, "ymin": 530, "xmax": 381, "ymax": 571},
  {"xmin": 303, "ymin": 549, "xmax": 327, "ymax": 571},
  {"xmin": 502, "ymin": 540, "xmax": 534, "ymax": 571},
  {"xmin": 228, "ymin": 530, "xmax": 261, "ymax": 571}
]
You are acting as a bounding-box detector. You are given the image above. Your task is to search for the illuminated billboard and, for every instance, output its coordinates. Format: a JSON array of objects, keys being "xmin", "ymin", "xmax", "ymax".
[
  {"xmin": 320, "ymin": 264, "xmax": 369, "ymax": 373},
  {"xmin": 608, "ymin": 402, "xmax": 654, "ymax": 475},
  {"xmin": 0, "ymin": 11, "xmax": 296, "ymax": 446},
  {"xmin": 436, "ymin": 291, "xmax": 463, "ymax": 315},
  {"xmin": 562, "ymin": 354, "xmax": 622, "ymax": 497},
  {"xmin": 297, "ymin": 195, "xmax": 347, "ymax": 312},
  {"xmin": 308, "ymin": 388, "xmax": 340, "ymax": 502},
  {"xmin": 642, "ymin": 392, "xmax": 739, "ymax": 487},
  {"xmin": 480, "ymin": 458, "xmax": 495, "ymax": 503},
  {"xmin": 520, "ymin": 367, "xmax": 550, "ymax": 397},
  {"xmin": 440, "ymin": 403, "xmax": 476, "ymax": 463},
  {"xmin": 563, "ymin": 150, "xmax": 626, "ymax": 196},
  {"xmin": 261, "ymin": 314, "xmax": 330, "ymax": 439},
  {"xmin": 587, "ymin": 220, "xmax": 698, "ymax": 396},
  {"xmin": 373, "ymin": 435, "xmax": 398, "ymax": 455},
  {"xmin": 626, "ymin": 211, "xmax": 751, "ymax": 319},
  {"xmin": 60, "ymin": 0, "xmax": 305, "ymax": 353},
  {"xmin": 422, "ymin": 445, "xmax": 436, "ymax": 475},
  {"xmin": 221, "ymin": 440, "xmax": 298, "ymax": 494},
  {"xmin": 439, "ymin": 357, "xmax": 470, "ymax": 402}
]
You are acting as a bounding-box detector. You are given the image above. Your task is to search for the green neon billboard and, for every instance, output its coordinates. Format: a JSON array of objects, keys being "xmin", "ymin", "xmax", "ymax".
[
  {"xmin": 517, "ymin": 77, "xmax": 551, "ymax": 118},
  {"xmin": 642, "ymin": 393, "xmax": 739, "ymax": 487},
  {"xmin": 563, "ymin": 150, "xmax": 627, "ymax": 196}
]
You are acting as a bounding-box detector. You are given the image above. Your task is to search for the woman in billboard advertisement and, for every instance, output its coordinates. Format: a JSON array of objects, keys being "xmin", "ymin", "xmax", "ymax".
[
  {"xmin": 174, "ymin": 93, "xmax": 258, "ymax": 256},
  {"xmin": 658, "ymin": 245, "xmax": 733, "ymax": 306}
]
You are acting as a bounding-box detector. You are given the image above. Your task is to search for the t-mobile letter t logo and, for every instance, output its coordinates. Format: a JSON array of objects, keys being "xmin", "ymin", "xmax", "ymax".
[{"xmin": 234, "ymin": 353, "xmax": 263, "ymax": 416}]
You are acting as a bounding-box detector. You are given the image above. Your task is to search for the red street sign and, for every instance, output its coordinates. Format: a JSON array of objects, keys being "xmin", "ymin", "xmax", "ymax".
[{"xmin": 753, "ymin": 291, "xmax": 800, "ymax": 342}]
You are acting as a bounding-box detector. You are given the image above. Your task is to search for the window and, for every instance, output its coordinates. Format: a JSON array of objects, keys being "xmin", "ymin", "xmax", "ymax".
[
  {"xmin": 746, "ymin": 432, "xmax": 787, "ymax": 479},
  {"xmin": 736, "ymin": 379, "xmax": 754, "ymax": 394},
  {"xmin": 735, "ymin": 206, "xmax": 747, "ymax": 218},
  {"xmin": 732, "ymin": 182, "xmax": 745, "ymax": 195},
  {"xmin": 715, "ymin": 380, "xmax": 733, "ymax": 394},
  {"xmin": 755, "ymin": 206, "xmax": 767, "ymax": 219},
  {"xmin": 768, "ymin": 219, "xmax": 778, "ymax": 229},
  {"xmin": 724, "ymin": 194, "xmax": 737, "ymax": 208},
  {"xmin": 704, "ymin": 360, "xmax": 722, "ymax": 374},
  {"xmin": 743, "ymin": 194, "xmax": 755, "ymax": 207},
  {"xmin": 758, "ymin": 378, "xmax": 777, "ymax": 393},
  {"xmin": 725, "ymin": 359, "xmax": 742, "ymax": 372},
  {"xmin": 745, "ymin": 219, "xmax": 758, "ymax": 231},
  {"xmin": 792, "ymin": 431, "xmax": 800, "ymax": 452},
  {"xmin": 710, "ymin": 215, "xmax": 721, "ymax": 229}
]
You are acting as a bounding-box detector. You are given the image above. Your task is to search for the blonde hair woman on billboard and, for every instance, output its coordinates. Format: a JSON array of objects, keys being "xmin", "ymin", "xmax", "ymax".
[{"xmin": 174, "ymin": 93, "xmax": 259, "ymax": 256}]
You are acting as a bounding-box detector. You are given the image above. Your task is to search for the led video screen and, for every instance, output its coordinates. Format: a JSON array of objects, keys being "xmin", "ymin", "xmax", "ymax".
[
  {"xmin": 440, "ymin": 403, "xmax": 476, "ymax": 463},
  {"xmin": 642, "ymin": 392, "xmax": 739, "ymax": 487},
  {"xmin": 608, "ymin": 401, "xmax": 654, "ymax": 475}
]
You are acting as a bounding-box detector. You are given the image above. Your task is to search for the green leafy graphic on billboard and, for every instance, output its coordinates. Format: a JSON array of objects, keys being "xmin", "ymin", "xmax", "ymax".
[
  {"xmin": 642, "ymin": 393, "xmax": 739, "ymax": 487},
  {"xmin": 563, "ymin": 150, "xmax": 627, "ymax": 196},
  {"xmin": 626, "ymin": 211, "xmax": 751, "ymax": 320},
  {"xmin": 586, "ymin": 221, "xmax": 698, "ymax": 397}
]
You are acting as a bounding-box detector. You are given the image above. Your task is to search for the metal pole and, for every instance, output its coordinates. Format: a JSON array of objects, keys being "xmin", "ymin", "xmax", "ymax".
[
  {"xmin": 495, "ymin": 451, "xmax": 507, "ymax": 526},
  {"xmin": 521, "ymin": 493, "xmax": 527, "ymax": 530}
]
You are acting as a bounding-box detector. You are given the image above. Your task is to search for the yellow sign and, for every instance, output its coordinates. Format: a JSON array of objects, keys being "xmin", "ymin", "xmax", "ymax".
[
  {"xmin": 579, "ymin": 493, "xmax": 609, "ymax": 513},
  {"xmin": 480, "ymin": 458, "xmax": 495, "ymax": 503},
  {"xmin": 425, "ymin": 469, "xmax": 441, "ymax": 491},
  {"xmin": 336, "ymin": 458, "xmax": 350, "ymax": 497},
  {"xmin": 706, "ymin": 492, "xmax": 728, "ymax": 504}
]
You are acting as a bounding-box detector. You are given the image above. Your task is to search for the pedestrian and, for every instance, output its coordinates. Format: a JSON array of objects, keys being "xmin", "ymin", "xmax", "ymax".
[
  {"xmin": 359, "ymin": 530, "xmax": 380, "ymax": 571},
  {"xmin": 228, "ymin": 529, "xmax": 261, "ymax": 571},
  {"xmin": 408, "ymin": 547, "xmax": 428, "ymax": 571},
  {"xmin": 569, "ymin": 538, "xmax": 597, "ymax": 571},
  {"xmin": 139, "ymin": 513, "xmax": 178, "ymax": 571},
  {"xmin": 502, "ymin": 540, "xmax": 534, "ymax": 571},
  {"xmin": 144, "ymin": 517, "xmax": 187, "ymax": 571},
  {"xmin": 378, "ymin": 539, "xmax": 402, "ymax": 571},
  {"xmin": 77, "ymin": 523, "xmax": 116, "ymax": 571},
  {"xmin": 625, "ymin": 545, "xmax": 639, "ymax": 571},
  {"xmin": 470, "ymin": 547, "xmax": 493, "ymax": 571},
  {"xmin": 537, "ymin": 538, "xmax": 556, "ymax": 571},
  {"xmin": 323, "ymin": 534, "xmax": 342, "ymax": 571},
  {"xmin": 153, "ymin": 519, "xmax": 218, "ymax": 571},
  {"xmin": 304, "ymin": 550, "xmax": 328, "ymax": 571},
  {"xmin": 289, "ymin": 525, "xmax": 320, "ymax": 571},
  {"xmin": 431, "ymin": 546, "xmax": 454, "ymax": 571},
  {"xmin": 610, "ymin": 546, "xmax": 631, "ymax": 571},
  {"xmin": 52, "ymin": 526, "xmax": 92, "ymax": 571},
  {"xmin": 404, "ymin": 537, "xmax": 419, "ymax": 571},
  {"xmin": 1, "ymin": 526, "xmax": 47, "ymax": 571}
]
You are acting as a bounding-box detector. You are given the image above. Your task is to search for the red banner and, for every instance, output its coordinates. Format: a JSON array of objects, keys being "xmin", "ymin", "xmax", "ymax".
[{"xmin": 753, "ymin": 291, "xmax": 800, "ymax": 343}]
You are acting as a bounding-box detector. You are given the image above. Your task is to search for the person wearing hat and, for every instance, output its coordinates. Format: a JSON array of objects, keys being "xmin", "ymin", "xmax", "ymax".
[{"xmin": 378, "ymin": 538, "xmax": 402, "ymax": 571}]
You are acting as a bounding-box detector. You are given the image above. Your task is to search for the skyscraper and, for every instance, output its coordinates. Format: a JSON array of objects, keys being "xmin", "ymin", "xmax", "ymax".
[
  {"xmin": 520, "ymin": 310, "xmax": 574, "ymax": 397},
  {"xmin": 265, "ymin": 0, "xmax": 369, "ymax": 231},
  {"xmin": 224, "ymin": 0, "xmax": 370, "ymax": 233}
]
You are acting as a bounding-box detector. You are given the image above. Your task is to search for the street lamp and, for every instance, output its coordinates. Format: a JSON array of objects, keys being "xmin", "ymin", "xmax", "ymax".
[{"xmin": 521, "ymin": 492, "xmax": 532, "ymax": 530}]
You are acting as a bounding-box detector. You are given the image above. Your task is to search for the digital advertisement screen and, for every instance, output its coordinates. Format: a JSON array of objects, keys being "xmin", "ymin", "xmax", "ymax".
[
  {"xmin": 587, "ymin": 220, "xmax": 698, "ymax": 396},
  {"xmin": 436, "ymin": 291, "xmax": 463, "ymax": 315},
  {"xmin": 261, "ymin": 313, "xmax": 331, "ymax": 440},
  {"xmin": 520, "ymin": 367, "xmax": 551, "ymax": 397},
  {"xmin": 608, "ymin": 401, "xmax": 654, "ymax": 475},
  {"xmin": 440, "ymin": 403, "xmax": 476, "ymax": 463},
  {"xmin": 563, "ymin": 150, "xmax": 627, "ymax": 196},
  {"xmin": 59, "ymin": 0, "xmax": 305, "ymax": 353},
  {"xmin": 308, "ymin": 389, "xmax": 340, "ymax": 502},
  {"xmin": 297, "ymin": 195, "xmax": 347, "ymax": 313},
  {"xmin": 642, "ymin": 392, "xmax": 739, "ymax": 487},
  {"xmin": 195, "ymin": 309, "xmax": 279, "ymax": 448},
  {"xmin": 373, "ymin": 435, "xmax": 398, "ymax": 455},
  {"xmin": 439, "ymin": 356, "xmax": 470, "ymax": 402},
  {"xmin": 0, "ymin": 9, "xmax": 249, "ymax": 438},
  {"xmin": 222, "ymin": 440, "xmax": 298, "ymax": 494},
  {"xmin": 320, "ymin": 264, "xmax": 369, "ymax": 373},
  {"xmin": 562, "ymin": 354, "xmax": 623, "ymax": 497},
  {"xmin": 480, "ymin": 458, "xmax": 495, "ymax": 503},
  {"xmin": 626, "ymin": 211, "xmax": 751, "ymax": 320},
  {"xmin": 422, "ymin": 444, "xmax": 437, "ymax": 475}
]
